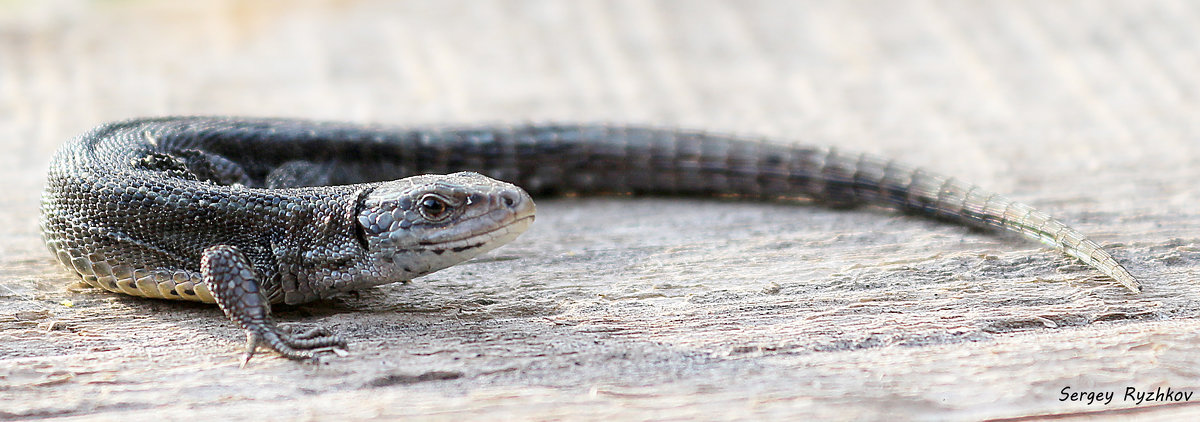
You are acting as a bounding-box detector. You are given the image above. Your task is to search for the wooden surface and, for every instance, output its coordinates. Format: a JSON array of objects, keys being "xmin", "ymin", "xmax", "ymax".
[{"xmin": 3, "ymin": 1, "xmax": 1200, "ymax": 420}]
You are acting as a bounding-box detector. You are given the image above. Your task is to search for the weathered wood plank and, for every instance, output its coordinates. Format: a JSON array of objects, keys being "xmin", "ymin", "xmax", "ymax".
[{"xmin": 2, "ymin": 1, "xmax": 1198, "ymax": 420}]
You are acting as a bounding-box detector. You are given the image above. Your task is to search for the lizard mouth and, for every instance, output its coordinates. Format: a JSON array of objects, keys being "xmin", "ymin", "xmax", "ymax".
[{"xmin": 427, "ymin": 214, "xmax": 535, "ymax": 251}]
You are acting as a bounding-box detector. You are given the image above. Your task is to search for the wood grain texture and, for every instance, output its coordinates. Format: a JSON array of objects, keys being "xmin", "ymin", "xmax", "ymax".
[{"xmin": 2, "ymin": 1, "xmax": 1199, "ymax": 420}]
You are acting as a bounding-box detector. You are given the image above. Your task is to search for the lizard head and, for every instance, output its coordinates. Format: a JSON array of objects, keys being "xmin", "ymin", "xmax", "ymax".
[{"xmin": 356, "ymin": 172, "xmax": 535, "ymax": 279}]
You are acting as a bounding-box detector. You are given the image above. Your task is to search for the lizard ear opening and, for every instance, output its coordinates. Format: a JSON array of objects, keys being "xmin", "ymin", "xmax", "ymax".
[{"xmin": 351, "ymin": 186, "xmax": 375, "ymax": 250}]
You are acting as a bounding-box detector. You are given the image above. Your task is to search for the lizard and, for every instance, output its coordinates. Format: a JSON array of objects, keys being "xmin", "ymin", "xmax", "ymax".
[{"xmin": 40, "ymin": 116, "xmax": 1140, "ymax": 364}]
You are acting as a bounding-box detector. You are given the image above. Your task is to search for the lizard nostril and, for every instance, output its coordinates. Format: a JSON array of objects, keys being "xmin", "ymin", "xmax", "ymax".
[{"xmin": 500, "ymin": 190, "xmax": 519, "ymax": 208}]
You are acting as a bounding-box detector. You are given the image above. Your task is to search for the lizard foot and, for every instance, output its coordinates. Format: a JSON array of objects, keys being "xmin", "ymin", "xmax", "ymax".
[
  {"xmin": 241, "ymin": 324, "xmax": 349, "ymax": 367},
  {"xmin": 202, "ymin": 245, "xmax": 349, "ymax": 367}
]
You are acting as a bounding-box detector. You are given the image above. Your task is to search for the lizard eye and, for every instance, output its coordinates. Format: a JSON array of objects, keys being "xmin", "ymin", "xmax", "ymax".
[{"xmin": 417, "ymin": 194, "xmax": 451, "ymax": 221}]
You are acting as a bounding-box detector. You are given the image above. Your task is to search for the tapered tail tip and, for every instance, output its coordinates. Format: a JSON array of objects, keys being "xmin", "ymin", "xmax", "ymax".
[{"xmin": 1113, "ymin": 269, "xmax": 1141, "ymax": 294}]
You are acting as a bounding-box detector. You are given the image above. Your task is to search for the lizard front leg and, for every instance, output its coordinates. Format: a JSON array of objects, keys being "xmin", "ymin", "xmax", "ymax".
[{"xmin": 202, "ymin": 245, "xmax": 348, "ymax": 366}]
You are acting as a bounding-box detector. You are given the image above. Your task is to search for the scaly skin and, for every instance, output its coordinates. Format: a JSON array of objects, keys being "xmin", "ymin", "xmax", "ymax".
[{"xmin": 40, "ymin": 116, "xmax": 1139, "ymax": 363}]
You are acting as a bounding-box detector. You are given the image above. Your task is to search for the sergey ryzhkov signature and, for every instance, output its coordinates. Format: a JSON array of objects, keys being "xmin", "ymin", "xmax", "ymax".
[{"xmin": 1060, "ymin": 386, "xmax": 1193, "ymax": 406}]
